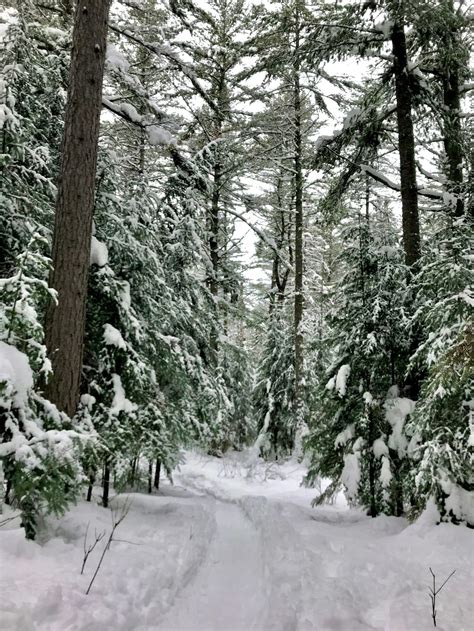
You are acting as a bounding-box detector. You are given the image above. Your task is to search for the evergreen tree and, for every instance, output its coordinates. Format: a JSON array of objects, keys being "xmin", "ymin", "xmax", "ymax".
[
  {"xmin": 406, "ymin": 217, "xmax": 473, "ymax": 524},
  {"xmin": 0, "ymin": 3, "xmax": 86, "ymax": 538},
  {"xmin": 305, "ymin": 199, "xmax": 412, "ymax": 516},
  {"xmin": 0, "ymin": 238, "xmax": 87, "ymax": 538}
]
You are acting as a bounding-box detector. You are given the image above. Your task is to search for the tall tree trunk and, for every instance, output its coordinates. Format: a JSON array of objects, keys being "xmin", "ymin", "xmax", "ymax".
[
  {"xmin": 153, "ymin": 459, "xmax": 161, "ymax": 489},
  {"xmin": 5, "ymin": 478, "xmax": 11, "ymax": 506},
  {"xmin": 102, "ymin": 459, "xmax": 110, "ymax": 508},
  {"xmin": 391, "ymin": 15, "xmax": 421, "ymax": 267},
  {"xmin": 441, "ymin": 1, "xmax": 465, "ymax": 218},
  {"xmin": 45, "ymin": 0, "xmax": 111, "ymax": 417},
  {"xmin": 86, "ymin": 470, "xmax": 96, "ymax": 502},
  {"xmin": 209, "ymin": 162, "xmax": 221, "ymax": 302},
  {"xmin": 148, "ymin": 461, "xmax": 152, "ymax": 494},
  {"xmin": 368, "ymin": 410, "xmax": 377, "ymax": 518},
  {"xmin": 442, "ymin": 70, "xmax": 464, "ymax": 218},
  {"xmin": 293, "ymin": 3, "xmax": 304, "ymax": 440},
  {"xmin": 207, "ymin": 58, "xmax": 227, "ymax": 361},
  {"xmin": 139, "ymin": 126, "xmax": 146, "ymax": 177},
  {"xmin": 208, "ymin": 160, "xmax": 221, "ymax": 363}
]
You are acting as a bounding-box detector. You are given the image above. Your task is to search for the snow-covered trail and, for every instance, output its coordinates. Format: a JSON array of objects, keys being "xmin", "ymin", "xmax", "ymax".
[
  {"xmin": 157, "ymin": 501, "xmax": 265, "ymax": 631},
  {"xmin": 1, "ymin": 451, "xmax": 472, "ymax": 631},
  {"xmin": 174, "ymin": 453, "xmax": 474, "ymax": 631}
]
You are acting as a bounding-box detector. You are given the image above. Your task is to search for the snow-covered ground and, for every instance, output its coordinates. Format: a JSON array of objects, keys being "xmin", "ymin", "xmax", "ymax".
[{"xmin": 1, "ymin": 451, "xmax": 472, "ymax": 630}]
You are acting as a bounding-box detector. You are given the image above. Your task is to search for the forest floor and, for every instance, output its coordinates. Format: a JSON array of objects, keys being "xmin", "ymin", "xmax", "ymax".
[{"xmin": 0, "ymin": 451, "xmax": 472, "ymax": 631}]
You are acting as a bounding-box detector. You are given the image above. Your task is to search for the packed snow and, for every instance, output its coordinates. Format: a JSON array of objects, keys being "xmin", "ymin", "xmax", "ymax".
[{"xmin": 1, "ymin": 450, "xmax": 472, "ymax": 631}]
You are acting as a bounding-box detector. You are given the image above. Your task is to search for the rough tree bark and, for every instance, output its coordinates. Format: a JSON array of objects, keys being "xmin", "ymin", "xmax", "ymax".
[
  {"xmin": 207, "ymin": 55, "xmax": 228, "ymax": 361},
  {"xmin": 442, "ymin": 72, "xmax": 464, "ymax": 217},
  {"xmin": 209, "ymin": 160, "xmax": 221, "ymax": 301},
  {"xmin": 440, "ymin": 0, "xmax": 465, "ymax": 218},
  {"xmin": 102, "ymin": 459, "xmax": 110, "ymax": 508},
  {"xmin": 204, "ymin": 10, "xmax": 236, "ymax": 368},
  {"xmin": 269, "ymin": 175, "xmax": 292, "ymax": 314},
  {"xmin": 45, "ymin": 0, "xmax": 111, "ymax": 417},
  {"xmin": 153, "ymin": 459, "xmax": 161, "ymax": 490},
  {"xmin": 148, "ymin": 461, "xmax": 153, "ymax": 494},
  {"xmin": 293, "ymin": 1, "xmax": 305, "ymax": 440},
  {"xmin": 390, "ymin": 10, "xmax": 421, "ymax": 267},
  {"xmin": 86, "ymin": 470, "xmax": 96, "ymax": 502}
]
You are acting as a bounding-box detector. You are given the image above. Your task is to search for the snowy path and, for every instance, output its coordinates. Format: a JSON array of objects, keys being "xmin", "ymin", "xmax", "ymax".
[
  {"xmin": 173, "ymin": 453, "xmax": 474, "ymax": 631},
  {"xmin": 1, "ymin": 451, "xmax": 472, "ymax": 631},
  {"xmin": 157, "ymin": 501, "xmax": 265, "ymax": 631}
]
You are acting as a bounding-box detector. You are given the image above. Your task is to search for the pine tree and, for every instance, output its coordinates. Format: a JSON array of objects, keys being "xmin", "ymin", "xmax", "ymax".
[
  {"xmin": 1, "ymin": 5, "xmax": 66, "ymax": 272},
  {"xmin": 0, "ymin": 238, "xmax": 87, "ymax": 538},
  {"xmin": 1, "ymin": 3, "xmax": 86, "ymax": 538},
  {"xmin": 305, "ymin": 197, "xmax": 412, "ymax": 516},
  {"xmin": 250, "ymin": 0, "xmax": 326, "ymax": 453},
  {"xmin": 413, "ymin": 0, "xmax": 472, "ymax": 218},
  {"xmin": 405, "ymin": 217, "xmax": 473, "ymax": 524}
]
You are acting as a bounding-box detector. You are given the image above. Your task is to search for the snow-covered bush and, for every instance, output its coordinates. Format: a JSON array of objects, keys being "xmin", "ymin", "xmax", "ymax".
[
  {"xmin": 253, "ymin": 304, "xmax": 296, "ymax": 458},
  {"xmin": 0, "ymin": 246, "xmax": 87, "ymax": 538},
  {"xmin": 406, "ymin": 218, "xmax": 473, "ymax": 525}
]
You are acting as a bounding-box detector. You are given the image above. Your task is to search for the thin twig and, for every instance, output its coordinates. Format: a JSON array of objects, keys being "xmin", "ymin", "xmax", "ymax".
[
  {"xmin": 85, "ymin": 498, "xmax": 132, "ymax": 595},
  {"xmin": 0, "ymin": 513, "xmax": 21, "ymax": 528},
  {"xmin": 81, "ymin": 523, "xmax": 106, "ymax": 575},
  {"xmin": 428, "ymin": 567, "xmax": 456, "ymax": 627}
]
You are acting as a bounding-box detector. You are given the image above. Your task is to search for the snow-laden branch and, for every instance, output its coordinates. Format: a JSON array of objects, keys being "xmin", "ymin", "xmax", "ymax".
[
  {"xmin": 361, "ymin": 165, "xmax": 445, "ymax": 200},
  {"xmin": 108, "ymin": 24, "xmax": 220, "ymax": 116},
  {"xmin": 224, "ymin": 207, "xmax": 293, "ymax": 274},
  {"xmin": 102, "ymin": 98, "xmax": 207, "ymax": 191}
]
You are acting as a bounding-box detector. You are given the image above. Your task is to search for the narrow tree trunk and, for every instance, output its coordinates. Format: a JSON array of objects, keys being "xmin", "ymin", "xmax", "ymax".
[
  {"xmin": 86, "ymin": 470, "xmax": 95, "ymax": 502},
  {"xmin": 45, "ymin": 0, "xmax": 111, "ymax": 417},
  {"xmin": 148, "ymin": 461, "xmax": 152, "ymax": 494},
  {"xmin": 394, "ymin": 462, "xmax": 404, "ymax": 517},
  {"xmin": 139, "ymin": 126, "xmax": 146, "ymax": 177},
  {"xmin": 207, "ymin": 28, "xmax": 230, "ymax": 358},
  {"xmin": 129, "ymin": 457, "xmax": 137, "ymax": 486},
  {"xmin": 391, "ymin": 17, "xmax": 421, "ymax": 267},
  {"xmin": 390, "ymin": 9, "xmax": 424, "ymax": 397},
  {"xmin": 102, "ymin": 459, "xmax": 110, "ymax": 509},
  {"xmin": 365, "ymin": 175, "xmax": 370, "ymax": 224},
  {"xmin": 153, "ymin": 459, "xmax": 161, "ymax": 490},
  {"xmin": 293, "ymin": 4, "xmax": 305, "ymax": 439},
  {"xmin": 207, "ymin": 61, "xmax": 227, "ymax": 361},
  {"xmin": 209, "ymin": 162, "xmax": 221, "ymax": 302},
  {"xmin": 5, "ymin": 478, "xmax": 11, "ymax": 506},
  {"xmin": 135, "ymin": 457, "xmax": 140, "ymax": 489},
  {"xmin": 440, "ymin": 3, "xmax": 465, "ymax": 218},
  {"xmin": 368, "ymin": 407, "xmax": 377, "ymax": 518},
  {"xmin": 442, "ymin": 70, "xmax": 464, "ymax": 217}
]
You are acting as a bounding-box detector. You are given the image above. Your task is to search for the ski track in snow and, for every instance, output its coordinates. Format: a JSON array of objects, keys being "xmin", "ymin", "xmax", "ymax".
[
  {"xmin": 173, "ymin": 456, "xmax": 474, "ymax": 631},
  {"xmin": 157, "ymin": 501, "xmax": 265, "ymax": 631},
  {"xmin": 1, "ymin": 451, "xmax": 473, "ymax": 631}
]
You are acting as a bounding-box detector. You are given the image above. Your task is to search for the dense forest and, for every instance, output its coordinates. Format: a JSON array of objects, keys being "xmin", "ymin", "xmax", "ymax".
[{"xmin": 0, "ymin": 0, "xmax": 472, "ymax": 548}]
